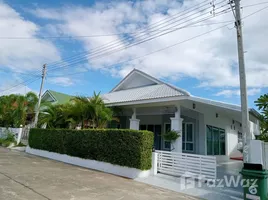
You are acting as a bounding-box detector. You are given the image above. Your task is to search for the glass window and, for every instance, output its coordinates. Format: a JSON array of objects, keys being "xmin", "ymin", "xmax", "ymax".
[
  {"xmin": 220, "ymin": 129, "xmax": 225, "ymax": 155},
  {"xmin": 206, "ymin": 125, "xmax": 225, "ymax": 155},
  {"xmin": 164, "ymin": 141, "xmax": 171, "ymax": 149},
  {"xmin": 140, "ymin": 125, "xmax": 147, "ymax": 130},
  {"xmin": 207, "ymin": 126, "xmax": 213, "ymax": 155},
  {"xmin": 186, "ymin": 143, "xmax": 194, "ymax": 151},
  {"xmin": 164, "ymin": 124, "xmax": 171, "ymax": 150},
  {"xmin": 186, "ymin": 124, "xmax": 193, "ymax": 142},
  {"xmin": 182, "ymin": 123, "xmax": 194, "ymax": 152},
  {"xmin": 238, "ymin": 131, "xmax": 243, "ymax": 143}
]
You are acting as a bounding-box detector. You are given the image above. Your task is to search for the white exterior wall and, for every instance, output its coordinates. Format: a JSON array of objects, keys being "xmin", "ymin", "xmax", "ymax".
[
  {"xmin": 26, "ymin": 147, "xmax": 150, "ymax": 179},
  {"xmin": 121, "ymin": 101, "xmax": 259, "ymax": 159},
  {"xmin": 180, "ymin": 100, "xmax": 244, "ymax": 159}
]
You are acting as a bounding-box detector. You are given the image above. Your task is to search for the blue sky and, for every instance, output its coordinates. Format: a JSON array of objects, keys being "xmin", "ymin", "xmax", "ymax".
[{"xmin": 0, "ymin": 0, "xmax": 268, "ymax": 109}]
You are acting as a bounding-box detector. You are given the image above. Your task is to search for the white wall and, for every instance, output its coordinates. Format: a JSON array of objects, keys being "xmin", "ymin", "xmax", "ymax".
[
  {"xmin": 26, "ymin": 147, "xmax": 150, "ymax": 179},
  {"xmin": 180, "ymin": 100, "xmax": 243, "ymax": 158},
  {"xmin": 0, "ymin": 127, "xmax": 23, "ymax": 145}
]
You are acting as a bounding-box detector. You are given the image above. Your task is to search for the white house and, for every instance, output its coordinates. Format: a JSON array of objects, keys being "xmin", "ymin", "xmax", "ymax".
[{"xmin": 102, "ymin": 69, "xmax": 260, "ymax": 161}]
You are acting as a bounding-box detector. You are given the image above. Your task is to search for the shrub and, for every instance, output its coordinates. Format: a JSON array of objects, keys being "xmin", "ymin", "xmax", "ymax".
[
  {"xmin": 29, "ymin": 128, "xmax": 154, "ymax": 170},
  {"xmin": 163, "ymin": 130, "xmax": 180, "ymax": 142},
  {"xmin": 0, "ymin": 131, "xmax": 15, "ymax": 147},
  {"xmin": 257, "ymin": 134, "xmax": 268, "ymax": 142}
]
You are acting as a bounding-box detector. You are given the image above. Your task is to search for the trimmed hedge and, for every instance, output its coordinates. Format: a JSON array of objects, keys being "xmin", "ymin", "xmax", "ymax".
[{"xmin": 29, "ymin": 128, "xmax": 154, "ymax": 170}]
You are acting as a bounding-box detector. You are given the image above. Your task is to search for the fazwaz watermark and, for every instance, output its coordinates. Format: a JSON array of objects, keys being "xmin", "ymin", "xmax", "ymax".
[{"xmin": 180, "ymin": 175, "xmax": 258, "ymax": 189}]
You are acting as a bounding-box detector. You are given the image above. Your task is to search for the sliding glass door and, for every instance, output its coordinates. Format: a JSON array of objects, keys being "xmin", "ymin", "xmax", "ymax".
[{"xmin": 206, "ymin": 125, "xmax": 225, "ymax": 155}]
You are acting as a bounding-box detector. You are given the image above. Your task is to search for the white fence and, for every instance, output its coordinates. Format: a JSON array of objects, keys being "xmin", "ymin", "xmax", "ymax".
[
  {"xmin": 155, "ymin": 150, "xmax": 217, "ymax": 180},
  {"xmin": 0, "ymin": 127, "xmax": 30, "ymax": 145}
]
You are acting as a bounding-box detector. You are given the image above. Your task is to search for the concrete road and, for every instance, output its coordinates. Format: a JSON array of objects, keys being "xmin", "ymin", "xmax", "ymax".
[{"xmin": 0, "ymin": 148, "xmax": 199, "ymax": 200}]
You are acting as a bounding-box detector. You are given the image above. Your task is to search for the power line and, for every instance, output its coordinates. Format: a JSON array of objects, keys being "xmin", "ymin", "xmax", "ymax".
[
  {"xmin": 243, "ymin": 4, "xmax": 268, "ymax": 19},
  {"xmin": 3, "ymin": 2, "xmax": 268, "ymax": 93},
  {"xmin": 47, "ymin": 23, "xmax": 233, "ymax": 78},
  {"xmin": 0, "ymin": 22, "xmax": 234, "ymax": 40},
  {"xmin": 0, "ymin": 0, "xmax": 215, "ymax": 94},
  {"xmin": 44, "ymin": 0, "xmax": 220, "ymax": 67},
  {"xmin": 48, "ymin": 1, "xmax": 228, "ymax": 70},
  {"xmin": 0, "ymin": 77, "xmax": 40, "ymax": 94},
  {"xmin": 47, "ymin": 4, "xmax": 231, "ymax": 73},
  {"xmin": 47, "ymin": 1, "xmax": 229, "ymax": 72},
  {"xmin": 47, "ymin": 3, "xmax": 268, "ymax": 79},
  {"xmin": 0, "ymin": 68, "xmax": 41, "ymax": 77},
  {"xmin": 242, "ymin": 1, "xmax": 268, "ymax": 8}
]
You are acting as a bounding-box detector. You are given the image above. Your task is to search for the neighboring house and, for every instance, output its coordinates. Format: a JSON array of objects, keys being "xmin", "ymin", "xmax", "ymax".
[
  {"xmin": 102, "ymin": 69, "xmax": 260, "ymax": 161},
  {"xmin": 42, "ymin": 90, "xmax": 73, "ymax": 105}
]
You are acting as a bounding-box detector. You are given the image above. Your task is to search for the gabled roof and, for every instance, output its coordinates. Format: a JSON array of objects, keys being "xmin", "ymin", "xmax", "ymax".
[
  {"xmin": 103, "ymin": 69, "xmax": 190, "ymax": 104},
  {"xmin": 42, "ymin": 90, "xmax": 73, "ymax": 105},
  {"xmin": 111, "ymin": 69, "xmax": 163, "ymax": 92}
]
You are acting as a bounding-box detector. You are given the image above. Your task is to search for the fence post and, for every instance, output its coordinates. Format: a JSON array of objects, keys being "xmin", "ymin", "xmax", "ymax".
[
  {"xmin": 17, "ymin": 128, "xmax": 23, "ymax": 145},
  {"xmin": 151, "ymin": 152, "xmax": 158, "ymax": 175}
]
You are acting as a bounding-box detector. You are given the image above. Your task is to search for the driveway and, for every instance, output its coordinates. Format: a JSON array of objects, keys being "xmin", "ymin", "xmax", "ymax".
[
  {"xmin": 136, "ymin": 160, "xmax": 244, "ymax": 200},
  {"xmin": 0, "ymin": 148, "xmax": 199, "ymax": 200}
]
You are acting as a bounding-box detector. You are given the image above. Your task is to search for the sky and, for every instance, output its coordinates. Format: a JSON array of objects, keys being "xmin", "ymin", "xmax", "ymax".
[{"xmin": 0, "ymin": 0, "xmax": 267, "ymax": 108}]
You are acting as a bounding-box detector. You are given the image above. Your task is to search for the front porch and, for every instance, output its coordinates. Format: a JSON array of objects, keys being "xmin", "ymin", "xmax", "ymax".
[
  {"xmin": 111, "ymin": 98, "xmax": 245, "ymax": 160},
  {"xmin": 115, "ymin": 103, "xmax": 206, "ymax": 155}
]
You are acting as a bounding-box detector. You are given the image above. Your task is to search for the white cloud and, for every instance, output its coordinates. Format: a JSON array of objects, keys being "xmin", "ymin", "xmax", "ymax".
[
  {"xmin": 27, "ymin": 0, "xmax": 268, "ymax": 91},
  {"xmin": 48, "ymin": 77, "xmax": 74, "ymax": 86},
  {"xmin": 215, "ymin": 88, "xmax": 261, "ymax": 98},
  {"xmin": 0, "ymin": 2, "xmax": 61, "ymax": 72},
  {"xmin": 0, "ymin": 82, "xmax": 34, "ymax": 96}
]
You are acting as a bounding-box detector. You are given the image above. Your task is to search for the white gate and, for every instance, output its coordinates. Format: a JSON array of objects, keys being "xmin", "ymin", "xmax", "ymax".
[
  {"xmin": 156, "ymin": 150, "xmax": 217, "ymax": 180},
  {"xmin": 20, "ymin": 127, "xmax": 30, "ymax": 145}
]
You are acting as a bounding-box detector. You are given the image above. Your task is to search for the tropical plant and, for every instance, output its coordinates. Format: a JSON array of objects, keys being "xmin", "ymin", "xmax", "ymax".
[
  {"xmin": 255, "ymin": 94, "xmax": 268, "ymax": 135},
  {"xmin": 0, "ymin": 92, "xmax": 39, "ymax": 127},
  {"xmin": 0, "ymin": 130, "xmax": 15, "ymax": 147},
  {"xmin": 88, "ymin": 92, "xmax": 113, "ymax": 128},
  {"xmin": 37, "ymin": 91, "xmax": 114, "ymax": 129},
  {"xmin": 163, "ymin": 130, "xmax": 180, "ymax": 142},
  {"xmin": 38, "ymin": 103, "xmax": 70, "ymax": 129}
]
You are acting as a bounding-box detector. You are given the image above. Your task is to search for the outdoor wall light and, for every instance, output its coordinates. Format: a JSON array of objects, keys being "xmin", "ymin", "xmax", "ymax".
[
  {"xmin": 193, "ymin": 103, "xmax": 196, "ymax": 109},
  {"xmin": 216, "ymin": 113, "xmax": 219, "ymax": 118}
]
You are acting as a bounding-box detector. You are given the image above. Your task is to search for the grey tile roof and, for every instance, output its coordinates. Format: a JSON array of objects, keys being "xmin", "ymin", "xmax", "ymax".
[{"xmin": 102, "ymin": 84, "xmax": 188, "ymax": 104}]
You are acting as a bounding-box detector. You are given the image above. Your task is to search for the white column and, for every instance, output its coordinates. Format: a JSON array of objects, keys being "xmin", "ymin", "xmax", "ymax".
[
  {"xmin": 170, "ymin": 106, "xmax": 183, "ymax": 152},
  {"xmin": 129, "ymin": 108, "xmax": 140, "ymax": 130},
  {"xmin": 17, "ymin": 127, "xmax": 23, "ymax": 145},
  {"xmin": 150, "ymin": 152, "xmax": 158, "ymax": 175}
]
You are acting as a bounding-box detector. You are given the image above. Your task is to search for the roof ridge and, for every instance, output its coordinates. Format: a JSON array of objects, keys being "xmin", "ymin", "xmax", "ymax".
[
  {"xmin": 107, "ymin": 84, "xmax": 164, "ymax": 94},
  {"xmin": 48, "ymin": 89, "xmax": 73, "ymax": 97}
]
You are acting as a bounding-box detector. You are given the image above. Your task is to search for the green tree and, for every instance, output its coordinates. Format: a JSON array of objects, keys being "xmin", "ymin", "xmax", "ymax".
[
  {"xmin": 0, "ymin": 92, "xmax": 39, "ymax": 127},
  {"xmin": 38, "ymin": 103, "xmax": 70, "ymax": 129},
  {"xmin": 255, "ymin": 94, "xmax": 268, "ymax": 134}
]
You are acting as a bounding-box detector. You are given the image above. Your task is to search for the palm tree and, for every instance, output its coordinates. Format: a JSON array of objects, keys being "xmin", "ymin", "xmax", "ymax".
[
  {"xmin": 88, "ymin": 92, "xmax": 114, "ymax": 128},
  {"xmin": 0, "ymin": 92, "xmax": 39, "ymax": 127},
  {"xmin": 255, "ymin": 94, "xmax": 268, "ymax": 134},
  {"xmin": 38, "ymin": 103, "xmax": 69, "ymax": 129}
]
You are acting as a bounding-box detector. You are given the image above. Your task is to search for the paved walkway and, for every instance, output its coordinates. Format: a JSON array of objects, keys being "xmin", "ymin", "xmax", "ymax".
[
  {"xmin": 0, "ymin": 148, "xmax": 200, "ymax": 200},
  {"xmin": 136, "ymin": 160, "xmax": 244, "ymax": 200}
]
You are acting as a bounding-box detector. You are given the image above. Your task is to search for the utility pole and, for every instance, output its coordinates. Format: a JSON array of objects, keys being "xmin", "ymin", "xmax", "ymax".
[
  {"xmin": 33, "ymin": 64, "xmax": 47, "ymax": 128},
  {"xmin": 233, "ymin": 0, "xmax": 251, "ymax": 163}
]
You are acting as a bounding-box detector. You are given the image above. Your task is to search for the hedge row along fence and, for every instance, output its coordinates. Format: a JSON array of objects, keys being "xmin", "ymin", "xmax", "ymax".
[{"xmin": 29, "ymin": 129, "xmax": 154, "ymax": 170}]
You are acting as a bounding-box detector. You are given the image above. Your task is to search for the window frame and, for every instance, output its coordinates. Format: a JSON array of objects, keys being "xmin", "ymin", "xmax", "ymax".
[
  {"xmin": 182, "ymin": 122, "xmax": 194, "ymax": 152},
  {"xmin": 163, "ymin": 123, "xmax": 171, "ymax": 150}
]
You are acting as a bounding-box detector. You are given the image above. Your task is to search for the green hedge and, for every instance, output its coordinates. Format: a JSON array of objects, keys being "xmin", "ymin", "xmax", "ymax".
[{"xmin": 29, "ymin": 128, "xmax": 154, "ymax": 170}]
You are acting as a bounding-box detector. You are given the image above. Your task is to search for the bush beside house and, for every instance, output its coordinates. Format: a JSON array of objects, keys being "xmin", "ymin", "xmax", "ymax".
[{"xmin": 29, "ymin": 128, "xmax": 154, "ymax": 170}]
